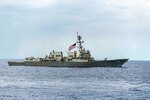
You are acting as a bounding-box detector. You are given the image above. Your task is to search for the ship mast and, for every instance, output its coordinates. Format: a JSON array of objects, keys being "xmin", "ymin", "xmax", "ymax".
[
  {"xmin": 76, "ymin": 32, "xmax": 91, "ymax": 60},
  {"xmin": 76, "ymin": 32, "xmax": 84, "ymax": 52}
]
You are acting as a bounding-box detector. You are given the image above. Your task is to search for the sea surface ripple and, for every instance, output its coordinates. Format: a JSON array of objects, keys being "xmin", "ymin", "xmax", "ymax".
[{"xmin": 0, "ymin": 60, "xmax": 150, "ymax": 100}]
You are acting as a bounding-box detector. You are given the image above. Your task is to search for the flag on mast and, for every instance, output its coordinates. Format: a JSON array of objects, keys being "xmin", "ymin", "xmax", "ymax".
[{"xmin": 68, "ymin": 43, "xmax": 76, "ymax": 51}]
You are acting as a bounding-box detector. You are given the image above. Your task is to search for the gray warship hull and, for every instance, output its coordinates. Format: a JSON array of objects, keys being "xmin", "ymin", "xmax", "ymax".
[
  {"xmin": 8, "ymin": 33, "xmax": 129, "ymax": 67},
  {"xmin": 8, "ymin": 59, "xmax": 128, "ymax": 67}
]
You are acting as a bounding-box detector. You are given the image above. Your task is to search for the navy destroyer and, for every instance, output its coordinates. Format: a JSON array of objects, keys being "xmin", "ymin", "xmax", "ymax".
[{"xmin": 8, "ymin": 33, "xmax": 128, "ymax": 67}]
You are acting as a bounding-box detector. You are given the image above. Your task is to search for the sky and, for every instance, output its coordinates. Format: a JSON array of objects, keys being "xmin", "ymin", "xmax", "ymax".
[{"xmin": 0, "ymin": 0, "xmax": 150, "ymax": 60}]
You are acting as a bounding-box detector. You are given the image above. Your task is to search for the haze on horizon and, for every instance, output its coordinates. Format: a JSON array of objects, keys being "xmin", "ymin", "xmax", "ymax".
[{"xmin": 0, "ymin": 0, "xmax": 150, "ymax": 60}]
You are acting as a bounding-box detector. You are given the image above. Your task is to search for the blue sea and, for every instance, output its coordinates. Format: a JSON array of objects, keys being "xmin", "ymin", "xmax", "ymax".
[{"xmin": 0, "ymin": 60, "xmax": 150, "ymax": 100}]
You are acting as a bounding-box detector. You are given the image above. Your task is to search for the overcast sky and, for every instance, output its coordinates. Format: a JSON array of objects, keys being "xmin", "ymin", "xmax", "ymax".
[{"xmin": 0, "ymin": 0, "xmax": 150, "ymax": 60}]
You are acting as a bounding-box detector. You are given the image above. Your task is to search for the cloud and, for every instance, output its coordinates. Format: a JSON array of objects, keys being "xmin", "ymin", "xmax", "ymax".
[
  {"xmin": 1, "ymin": 0, "xmax": 150, "ymax": 60},
  {"xmin": 1, "ymin": 0, "xmax": 150, "ymax": 11},
  {"xmin": 0, "ymin": 0, "xmax": 57, "ymax": 8},
  {"xmin": 106, "ymin": 0, "xmax": 150, "ymax": 9}
]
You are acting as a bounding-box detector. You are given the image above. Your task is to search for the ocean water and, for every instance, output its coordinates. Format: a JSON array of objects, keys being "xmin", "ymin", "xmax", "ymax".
[{"xmin": 0, "ymin": 60, "xmax": 150, "ymax": 100}]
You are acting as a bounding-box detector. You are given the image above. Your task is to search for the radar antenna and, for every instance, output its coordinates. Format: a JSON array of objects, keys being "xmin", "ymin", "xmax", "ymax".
[{"xmin": 76, "ymin": 32, "xmax": 84, "ymax": 52}]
